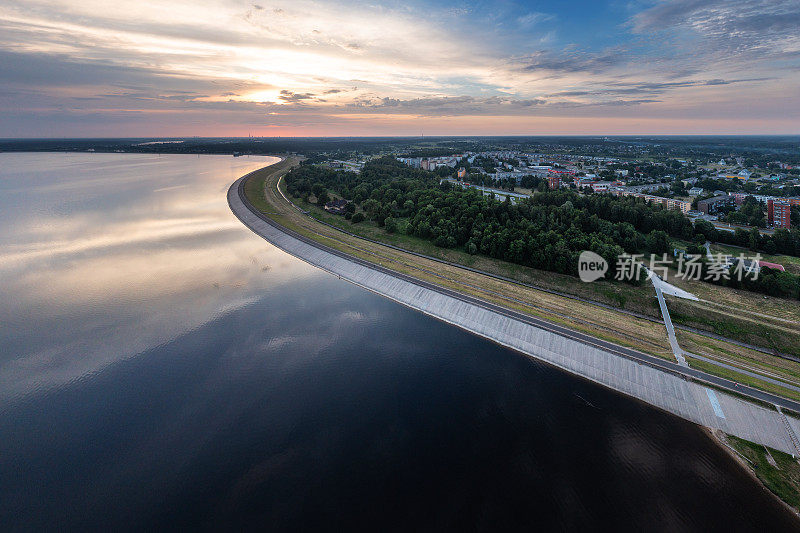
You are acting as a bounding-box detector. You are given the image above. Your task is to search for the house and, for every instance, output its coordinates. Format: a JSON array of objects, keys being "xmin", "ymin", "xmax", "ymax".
[{"xmin": 688, "ymin": 187, "xmax": 704, "ymax": 196}]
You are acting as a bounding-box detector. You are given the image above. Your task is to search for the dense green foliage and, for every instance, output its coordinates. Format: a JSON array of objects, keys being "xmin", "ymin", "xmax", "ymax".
[
  {"xmin": 285, "ymin": 156, "xmax": 800, "ymax": 298},
  {"xmin": 722, "ymin": 196, "xmax": 766, "ymax": 227}
]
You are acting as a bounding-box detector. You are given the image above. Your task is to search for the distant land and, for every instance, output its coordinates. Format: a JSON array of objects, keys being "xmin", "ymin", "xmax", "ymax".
[{"xmin": 2, "ymin": 136, "xmax": 800, "ymax": 159}]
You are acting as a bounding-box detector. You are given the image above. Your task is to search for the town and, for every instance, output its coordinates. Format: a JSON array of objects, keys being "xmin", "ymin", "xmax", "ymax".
[
  {"xmin": 320, "ymin": 146, "xmax": 798, "ymax": 233},
  {"xmin": 396, "ymin": 150, "xmax": 798, "ymax": 230}
]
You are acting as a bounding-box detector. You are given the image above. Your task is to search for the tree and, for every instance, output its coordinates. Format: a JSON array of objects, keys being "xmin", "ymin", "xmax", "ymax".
[
  {"xmin": 417, "ymin": 220, "xmax": 432, "ymax": 238},
  {"xmin": 646, "ymin": 230, "xmax": 670, "ymax": 255},
  {"xmin": 749, "ymin": 228, "xmax": 760, "ymax": 251},
  {"xmin": 281, "ymin": 157, "xmax": 800, "ymax": 298}
]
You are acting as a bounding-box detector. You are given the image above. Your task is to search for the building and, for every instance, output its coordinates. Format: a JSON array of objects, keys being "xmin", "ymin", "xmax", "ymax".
[
  {"xmin": 731, "ymin": 192, "xmax": 777, "ymax": 206},
  {"xmin": 768, "ymin": 199, "xmax": 791, "ymax": 229},
  {"xmin": 495, "ymin": 170, "xmax": 526, "ymax": 182},
  {"xmin": 323, "ymin": 199, "xmax": 349, "ymax": 215},
  {"xmin": 664, "ymin": 197, "xmax": 692, "ymax": 214},
  {"xmin": 547, "ymin": 173, "xmax": 561, "ymax": 190},
  {"xmin": 688, "ymin": 187, "xmax": 703, "ymax": 196},
  {"xmin": 396, "ymin": 156, "xmax": 421, "ymax": 168},
  {"xmin": 697, "ymin": 195, "xmax": 734, "ymax": 215},
  {"xmin": 457, "ymin": 167, "xmax": 467, "ymax": 179},
  {"xmin": 609, "ymin": 189, "xmax": 691, "ymax": 213},
  {"xmin": 590, "ymin": 181, "xmax": 613, "ymax": 192},
  {"xmin": 759, "ymin": 260, "xmax": 785, "ymax": 272}
]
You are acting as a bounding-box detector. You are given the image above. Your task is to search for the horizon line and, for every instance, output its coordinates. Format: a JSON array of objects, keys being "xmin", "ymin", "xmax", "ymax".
[{"xmin": 2, "ymin": 134, "xmax": 800, "ymax": 141}]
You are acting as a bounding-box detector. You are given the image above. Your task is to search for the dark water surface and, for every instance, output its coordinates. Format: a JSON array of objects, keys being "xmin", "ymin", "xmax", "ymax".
[{"xmin": 1, "ymin": 153, "xmax": 797, "ymax": 531}]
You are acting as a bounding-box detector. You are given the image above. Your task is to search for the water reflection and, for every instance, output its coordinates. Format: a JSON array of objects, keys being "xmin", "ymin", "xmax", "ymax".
[
  {"xmin": 0, "ymin": 153, "xmax": 310, "ymax": 400},
  {"xmin": 0, "ymin": 153, "xmax": 797, "ymax": 530}
]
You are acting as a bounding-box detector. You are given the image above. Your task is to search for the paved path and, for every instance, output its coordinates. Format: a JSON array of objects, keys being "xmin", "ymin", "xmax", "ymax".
[
  {"xmin": 645, "ymin": 267, "xmax": 691, "ymax": 366},
  {"xmin": 653, "ymin": 285, "xmax": 687, "ymax": 366},
  {"xmin": 647, "ymin": 260, "xmax": 800, "ymax": 453},
  {"xmin": 294, "ymin": 188, "xmax": 792, "ymax": 360},
  {"xmin": 687, "ymin": 351, "xmax": 800, "ymax": 394},
  {"xmin": 229, "ymin": 173, "xmax": 800, "ymax": 455}
]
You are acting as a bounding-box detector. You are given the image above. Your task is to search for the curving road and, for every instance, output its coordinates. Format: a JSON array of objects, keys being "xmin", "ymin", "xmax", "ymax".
[{"xmin": 233, "ymin": 174, "xmax": 800, "ymax": 415}]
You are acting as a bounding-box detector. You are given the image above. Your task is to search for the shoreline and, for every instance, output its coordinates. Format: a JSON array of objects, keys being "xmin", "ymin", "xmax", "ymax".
[
  {"xmin": 231, "ymin": 161, "xmax": 800, "ymax": 519},
  {"xmin": 705, "ymin": 427, "xmax": 800, "ymax": 518},
  {"xmin": 227, "ymin": 164, "xmax": 800, "ymax": 453}
]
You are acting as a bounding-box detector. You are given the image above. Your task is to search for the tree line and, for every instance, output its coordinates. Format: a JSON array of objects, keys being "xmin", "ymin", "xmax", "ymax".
[{"xmin": 284, "ymin": 156, "xmax": 800, "ymax": 299}]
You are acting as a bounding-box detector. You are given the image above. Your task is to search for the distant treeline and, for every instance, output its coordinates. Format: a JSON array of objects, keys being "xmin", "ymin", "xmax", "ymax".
[
  {"xmin": 3, "ymin": 135, "xmax": 799, "ymax": 163},
  {"xmin": 285, "ymin": 157, "xmax": 800, "ymax": 299},
  {"xmin": 0, "ymin": 137, "xmax": 427, "ymax": 155}
]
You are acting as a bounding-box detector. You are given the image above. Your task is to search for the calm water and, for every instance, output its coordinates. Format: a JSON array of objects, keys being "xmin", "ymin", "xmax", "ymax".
[{"xmin": 0, "ymin": 153, "xmax": 797, "ymax": 531}]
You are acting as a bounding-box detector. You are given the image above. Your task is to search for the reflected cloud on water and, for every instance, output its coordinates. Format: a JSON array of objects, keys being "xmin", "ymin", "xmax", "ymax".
[
  {"xmin": 0, "ymin": 153, "xmax": 316, "ymax": 402},
  {"xmin": 1, "ymin": 153, "xmax": 797, "ymax": 530}
]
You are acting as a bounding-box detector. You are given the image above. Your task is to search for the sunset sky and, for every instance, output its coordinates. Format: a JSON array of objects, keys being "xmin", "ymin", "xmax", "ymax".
[{"xmin": 1, "ymin": 0, "xmax": 798, "ymax": 137}]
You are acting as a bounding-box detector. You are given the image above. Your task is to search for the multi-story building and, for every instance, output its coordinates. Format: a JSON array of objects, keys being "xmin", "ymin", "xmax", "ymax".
[
  {"xmin": 547, "ymin": 174, "xmax": 561, "ymax": 190},
  {"xmin": 665, "ymin": 197, "xmax": 692, "ymax": 214},
  {"xmin": 731, "ymin": 192, "xmax": 778, "ymax": 206},
  {"xmin": 697, "ymin": 195, "xmax": 734, "ymax": 215},
  {"xmin": 768, "ymin": 200, "xmax": 791, "ymax": 229},
  {"xmin": 609, "ymin": 189, "xmax": 691, "ymax": 213},
  {"xmin": 590, "ymin": 181, "xmax": 613, "ymax": 192}
]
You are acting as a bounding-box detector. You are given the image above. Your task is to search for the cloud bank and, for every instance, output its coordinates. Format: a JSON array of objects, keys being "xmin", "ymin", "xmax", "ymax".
[{"xmin": 0, "ymin": 0, "xmax": 798, "ymax": 135}]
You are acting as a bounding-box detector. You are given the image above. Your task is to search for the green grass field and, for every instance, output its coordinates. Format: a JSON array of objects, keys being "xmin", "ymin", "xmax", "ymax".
[{"xmin": 727, "ymin": 435, "xmax": 800, "ymax": 511}]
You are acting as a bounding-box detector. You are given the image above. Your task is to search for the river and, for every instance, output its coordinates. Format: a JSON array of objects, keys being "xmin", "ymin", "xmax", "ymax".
[{"xmin": 0, "ymin": 153, "xmax": 796, "ymax": 530}]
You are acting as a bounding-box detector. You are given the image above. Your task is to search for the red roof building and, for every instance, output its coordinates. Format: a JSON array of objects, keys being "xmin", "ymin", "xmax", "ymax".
[{"xmin": 759, "ymin": 260, "xmax": 785, "ymax": 272}]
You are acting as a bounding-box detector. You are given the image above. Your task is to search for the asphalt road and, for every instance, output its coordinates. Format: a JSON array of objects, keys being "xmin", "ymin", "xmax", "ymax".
[{"xmin": 234, "ymin": 176, "xmax": 800, "ymax": 414}]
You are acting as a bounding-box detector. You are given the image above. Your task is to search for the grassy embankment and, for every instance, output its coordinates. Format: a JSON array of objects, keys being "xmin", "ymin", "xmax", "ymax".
[
  {"xmin": 725, "ymin": 434, "xmax": 800, "ymax": 513},
  {"xmin": 241, "ymin": 162, "xmax": 800, "ymax": 401},
  {"xmin": 708, "ymin": 241, "xmax": 800, "ymax": 275}
]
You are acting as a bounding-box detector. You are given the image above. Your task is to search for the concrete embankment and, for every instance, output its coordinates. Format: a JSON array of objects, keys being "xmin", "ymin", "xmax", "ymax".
[{"xmin": 228, "ymin": 173, "xmax": 800, "ymax": 455}]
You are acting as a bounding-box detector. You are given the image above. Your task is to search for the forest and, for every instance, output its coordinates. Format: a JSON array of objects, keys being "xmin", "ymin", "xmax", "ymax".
[{"xmin": 285, "ymin": 157, "xmax": 800, "ymax": 299}]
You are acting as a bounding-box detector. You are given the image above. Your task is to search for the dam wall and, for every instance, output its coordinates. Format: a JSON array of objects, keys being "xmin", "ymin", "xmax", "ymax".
[{"xmin": 228, "ymin": 174, "xmax": 800, "ymax": 455}]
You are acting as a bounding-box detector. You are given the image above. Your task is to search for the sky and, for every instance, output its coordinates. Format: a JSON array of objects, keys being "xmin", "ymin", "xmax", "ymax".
[{"xmin": 1, "ymin": 0, "xmax": 799, "ymax": 137}]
